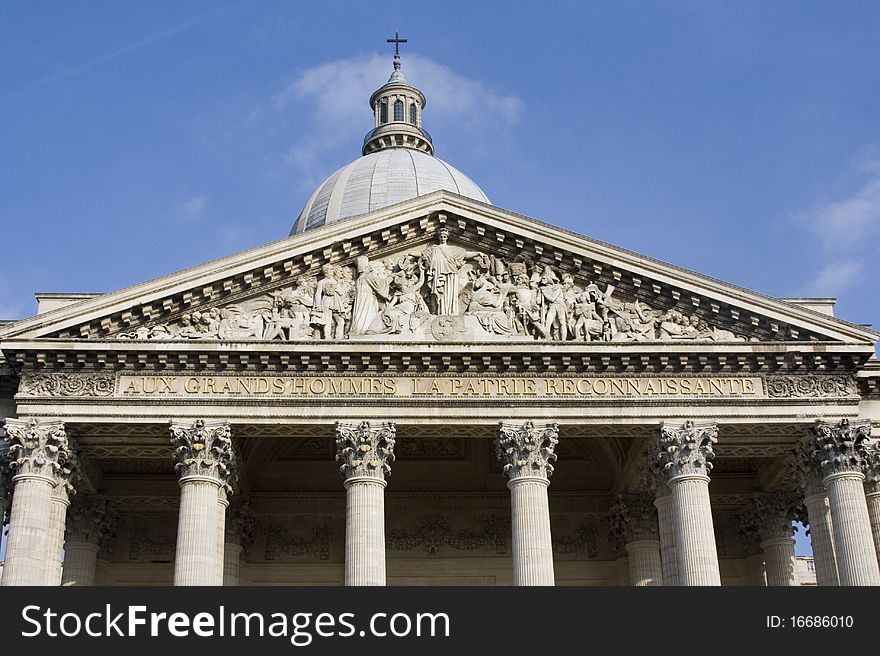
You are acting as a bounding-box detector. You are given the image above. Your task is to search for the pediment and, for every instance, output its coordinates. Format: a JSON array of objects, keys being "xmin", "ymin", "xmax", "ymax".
[{"xmin": 1, "ymin": 191, "xmax": 876, "ymax": 348}]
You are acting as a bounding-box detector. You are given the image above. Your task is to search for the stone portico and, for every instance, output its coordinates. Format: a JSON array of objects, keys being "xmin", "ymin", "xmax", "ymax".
[{"xmin": 1, "ymin": 48, "xmax": 879, "ymax": 587}]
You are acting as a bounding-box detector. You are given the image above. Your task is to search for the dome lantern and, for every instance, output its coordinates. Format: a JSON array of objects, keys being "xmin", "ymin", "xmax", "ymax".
[{"xmin": 363, "ymin": 33, "xmax": 433, "ymax": 156}]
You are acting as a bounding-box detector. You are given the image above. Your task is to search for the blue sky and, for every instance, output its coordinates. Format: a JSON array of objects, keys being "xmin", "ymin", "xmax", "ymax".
[{"xmin": 2, "ymin": 1, "xmax": 866, "ymax": 558}]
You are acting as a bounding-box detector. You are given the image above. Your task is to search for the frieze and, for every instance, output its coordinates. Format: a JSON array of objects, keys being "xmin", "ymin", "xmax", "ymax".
[
  {"xmin": 387, "ymin": 515, "xmax": 509, "ymax": 555},
  {"xmin": 128, "ymin": 525, "xmax": 175, "ymax": 562},
  {"xmin": 766, "ymin": 375, "xmax": 857, "ymax": 399},
  {"xmin": 17, "ymin": 372, "xmax": 115, "ymax": 398},
  {"xmin": 553, "ymin": 525, "xmax": 599, "ymax": 558}
]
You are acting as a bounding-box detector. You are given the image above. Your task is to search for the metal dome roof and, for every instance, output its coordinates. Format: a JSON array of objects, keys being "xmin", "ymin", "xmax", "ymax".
[{"xmin": 291, "ymin": 148, "xmax": 490, "ymax": 235}]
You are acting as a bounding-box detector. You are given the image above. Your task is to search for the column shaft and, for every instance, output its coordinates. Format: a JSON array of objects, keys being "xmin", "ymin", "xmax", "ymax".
[
  {"xmin": 344, "ymin": 477, "xmax": 387, "ymax": 586},
  {"xmin": 216, "ymin": 490, "xmax": 228, "ymax": 585},
  {"xmin": 626, "ymin": 540, "xmax": 662, "ymax": 586},
  {"xmin": 174, "ymin": 476, "xmax": 223, "ymax": 586},
  {"xmin": 60, "ymin": 542, "xmax": 100, "ymax": 586},
  {"xmin": 761, "ymin": 537, "xmax": 797, "ymax": 586},
  {"xmin": 824, "ymin": 472, "xmax": 880, "ymax": 585},
  {"xmin": 654, "ymin": 495, "xmax": 678, "ymax": 586},
  {"xmin": 47, "ymin": 487, "xmax": 69, "ymax": 585},
  {"xmin": 94, "ymin": 559, "xmax": 109, "ymax": 585},
  {"xmin": 803, "ymin": 493, "xmax": 839, "ymax": 586},
  {"xmin": 865, "ymin": 492, "xmax": 880, "ymax": 571},
  {"xmin": 745, "ymin": 553, "xmax": 766, "ymax": 586},
  {"xmin": 224, "ymin": 543, "xmax": 243, "ymax": 586},
  {"xmin": 509, "ymin": 477, "xmax": 555, "ymax": 586},
  {"xmin": 670, "ymin": 475, "xmax": 721, "ymax": 586},
  {"xmin": 615, "ymin": 556, "xmax": 629, "ymax": 585},
  {"xmin": 2, "ymin": 475, "xmax": 56, "ymax": 586}
]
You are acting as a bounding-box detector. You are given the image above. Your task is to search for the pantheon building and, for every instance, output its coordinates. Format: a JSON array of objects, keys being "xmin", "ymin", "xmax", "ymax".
[{"xmin": 1, "ymin": 47, "xmax": 879, "ymax": 588}]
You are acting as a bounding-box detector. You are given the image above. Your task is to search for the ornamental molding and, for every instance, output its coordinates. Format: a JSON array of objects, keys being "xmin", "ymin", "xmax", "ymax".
[
  {"xmin": 17, "ymin": 372, "xmax": 115, "ymax": 398},
  {"xmin": 335, "ymin": 420, "xmax": 396, "ymax": 481},
  {"xmin": 169, "ymin": 419, "xmax": 238, "ymax": 490},
  {"xmin": 657, "ymin": 420, "xmax": 718, "ymax": 479},
  {"xmin": 766, "ymin": 375, "xmax": 857, "ymax": 399},
  {"xmin": 811, "ymin": 418, "xmax": 873, "ymax": 477},
  {"xmin": 496, "ymin": 420, "xmax": 559, "ymax": 480},
  {"xmin": 387, "ymin": 515, "xmax": 509, "ymax": 555},
  {"xmin": 4, "ymin": 418, "xmax": 75, "ymax": 485}
]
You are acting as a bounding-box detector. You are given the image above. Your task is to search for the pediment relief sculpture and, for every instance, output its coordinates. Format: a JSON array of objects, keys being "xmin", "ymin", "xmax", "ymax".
[{"xmin": 116, "ymin": 230, "xmax": 757, "ymax": 344}]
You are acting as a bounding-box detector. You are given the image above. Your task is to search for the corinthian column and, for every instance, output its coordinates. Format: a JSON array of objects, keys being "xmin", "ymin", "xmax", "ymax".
[
  {"xmin": 657, "ymin": 421, "xmax": 721, "ymax": 586},
  {"xmin": 170, "ymin": 420, "xmax": 237, "ymax": 586},
  {"xmin": 336, "ymin": 420, "xmax": 396, "ymax": 586},
  {"xmin": 736, "ymin": 502, "xmax": 766, "ymax": 586},
  {"xmin": 2, "ymin": 418, "xmax": 73, "ymax": 586},
  {"xmin": 0, "ymin": 433, "xmax": 12, "ymax": 584},
  {"xmin": 864, "ymin": 442, "xmax": 880, "ymax": 570},
  {"xmin": 61, "ymin": 496, "xmax": 118, "ymax": 586},
  {"xmin": 792, "ymin": 441, "xmax": 839, "ymax": 586},
  {"xmin": 647, "ymin": 457, "xmax": 678, "ymax": 585},
  {"xmin": 754, "ymin": 493, "xmax": 799, "ymax": 586},
  {"xmin": 610, "ymin": 494, "xmax": 662, "ymax": 586},
  {"xmin": 497, "ymin": 421, "xmax": 559, "ymax": 586},
  {"xmin": 224, "ymin": 498, "xmax": 253, "ymax": 586},
  {"xmin": 812, "ymin": 419, "xmax": 879, "ymax": 586}
]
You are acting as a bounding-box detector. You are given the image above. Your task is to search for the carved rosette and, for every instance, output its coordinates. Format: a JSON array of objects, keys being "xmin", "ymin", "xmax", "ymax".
[
  {"xmin": 864, "ymin": 441, "xmax": 880, "ymax": 495},
  {"xmin": 335, "ymin": 421, "xmax": 396, "ymax": 481},
  {"xmin": 791, "ymin": 438, "xmax": 825, "ymax": 498},
  {"xmin": 766, "ymin": 375, "xmax": 857, "ymax": 399},
  {"xmin": 608, "ymin": 494, "xmax": 659, "ymax": 550},
  {"xmin": 4, "ymin": 418, "xmax": 74, "ymax": 485},
  {"xmin": 66, "ymin": 495, "xmax": 118, "ymax": 545},
  {"xmin": 811, "ymin": 419, "xmax": 873, "ymax": 478},
  {"xmin": 170, "ymin": 419, "xmax": 238, "ymax": 491},
  {"xmin": 226, "ymin": 498, "xmax": 255, "ymax": 550},
  {"xmin": 754, "ymin": 493, "xmax": 799, "ymax": 541},
  {"xmin": 736, "ymin": 501, "xmax": 763, "ymax": 556},
  {"xmin": 17, "ymin": 372, "xmax": 115, "ymax": 398},
  {"xmin": 657, "ymin": 420, "xmax": 718, "ymax": 480},
  {"xmin": 496, "ymin": 421, "xmax": 559, "ymax": 481}
]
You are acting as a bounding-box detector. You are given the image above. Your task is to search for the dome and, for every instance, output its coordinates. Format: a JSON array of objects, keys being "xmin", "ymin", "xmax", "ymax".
[{"xmin": 291, "ymin": 148, "xmax": 490, "ymax": 235}]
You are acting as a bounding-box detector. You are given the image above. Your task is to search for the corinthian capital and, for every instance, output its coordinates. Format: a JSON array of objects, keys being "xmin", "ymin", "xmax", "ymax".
[
  {"xmin": 335, "ymin": 421, "xmax": 396, "ymax": 481},
  {"xmin": 0, "ymin": 431, "xmax": 13, "ymax": 502},
  {"xmin": 753, "ymin": 493, "xmax": 799, "ymax": 541},
  {"xmin": 496, "ymin": 421, "xmax": 559, "ymax": 481},
  {"xmin": 4, "ymin": 418, "xmax": 73, "ymax": 484},
  {"xmin": 66, "ymin": 495, "xmax": 118, "ymax": 545},
  {"xmin": 226, "ymin": 498, "xmax": 255, "ymax": 548},
  {"xmin": 170, "ymin": 419, "xmax": 238, "ymax": 490},
  {"xmin": 791, "ymin": 438, "xmax": 825, "ymax": 497},
  {"xmin": 609, "ymin": 494, "xmax": 658, "ymax": 549},
  {"xmin": 811, "ymin": 418, "xmax": 873, "ymax": 478},
  {"xmin": 657, "ymin": 420, "xmax": 718, "ymax": 480}
]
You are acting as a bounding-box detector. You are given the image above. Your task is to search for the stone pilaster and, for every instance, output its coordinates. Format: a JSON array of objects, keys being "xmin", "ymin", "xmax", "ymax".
[
  {"xmin": 647, "ymin": 457, "xmax": 678, "ymax": 586},
  {"xmin": 497, "ymin": 420, "xmax": 558, "ymax": 586},
  {"xmin": 2, "ymin": 418, "xmax": 73, "ymax": 586},
  {"xmin": 224, "ymin": 498, "xmax": 253, "ymax": 586},
  {"xmin": 62, "ymin": 496, "xmax": 118, "ymax": 586},
  {"xmin": 170, "ymin": 419, "xmax": 237, "ymax": 586},
  {"xmin": 657, "ymin": 420, "xmax": 721, "ymax": 586},
  {"xmin": 336, "ymin": 420, "xmax": 396, "ymax": 586},
  {"xmin": 864, "ymin": 442, "xmax": 880, "ymax": 571},
  {"xmin": 754, "ymin": 493, "xmax": 800, "ymax": 586},
  {"xmin": 609, "ymin": 494, "xmax": 662, "ymax": 586},
  {"xmin": 812, "ymin": 419, "xmax": 879, "ymax": 586},
  {"xmin": 792, "ymin": 440, "xmax": 839, "ymax": 586}
]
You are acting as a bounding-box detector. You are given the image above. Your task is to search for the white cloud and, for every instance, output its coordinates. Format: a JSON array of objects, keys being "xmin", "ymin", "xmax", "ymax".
[
  {"xmin": 273, "ymin": 53, "xmax": 522, "ymax": 184},
  {"xmin": 800, "ymin": 164, "xmax": 880, "ymax": 295},
  {"xmin": 179, "ymin": 196, "xmax": 207, "ymax": 218}
]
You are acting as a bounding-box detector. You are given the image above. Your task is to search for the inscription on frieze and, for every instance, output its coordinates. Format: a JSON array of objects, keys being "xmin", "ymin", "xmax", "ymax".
[{"xmin": 116, "ymin": 374, "xmax": 764, "ymax": 400}]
